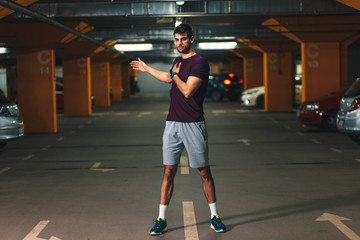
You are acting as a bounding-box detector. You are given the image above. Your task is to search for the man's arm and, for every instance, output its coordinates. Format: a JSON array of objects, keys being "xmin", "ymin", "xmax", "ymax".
[
  {"xmin": 172, "ymin": 75, "xmax": 203, "ymax": 99},
  {"xmin": 171, "ymin": 62, "xmax": 203, "ymax": 99},
  {"xmin": 130, "ymin": 58, "xmax": 172, "ymax": 83}
]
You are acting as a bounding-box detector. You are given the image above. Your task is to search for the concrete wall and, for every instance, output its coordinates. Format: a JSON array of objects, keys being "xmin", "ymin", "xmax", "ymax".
[{"xmin": 137, "ymin": 62, "xmax": 172, "ymax": 92}]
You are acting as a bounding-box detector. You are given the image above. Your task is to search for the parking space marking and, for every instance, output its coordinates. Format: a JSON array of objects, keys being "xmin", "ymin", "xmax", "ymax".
[
  {"xmin": 330, "ymin": 148, "xmax": 342, "ymax": 153},
  {"xmin": 312, "ymin": 139, "xmax": 321, "ymax": 144},
  {"xmin": 235, "ymin": 109, "xmax": 250, "ymax": 113},
  {"xmin": 57, "ymin": 137, "xmax": 64, "ymax": 142},
  {"xmin": 22, "ymin": 154, "xmax": 34, "ymax": 161},
  {"xmin": 356, "ymin": 159, "xmax": 360, "ymax": 163},
  {"xmin": 114, "ymin": 112, "xmax": 129, "ymax": 116},
  {"xmin": 23, "ymin": 220, "xmax": 62, "ymax": 240},
  {"xmin": 137, "ymin": 111, "xmax": 152, "ymax": 118},
  {"xmin": 90, "ymin": 162, "xmax": 115, "ymax": 172},
  {"xmin": 68, "ymin": 130, "xmax": 76, "ymax": 135},
  {"xmin": 0, "ymin": 167, "xmax": 10, "ymax": 175},
  {"xmin": 297, "ymin": 131, "xmax": 305, "ymax": 136},
  {"xmin": 41, "ymin": 145, "xmax": 51, "ymax": 151},
  {"xmin": 182, "ymin": 201, "xmax": 199, "ymax": 240},
  {"xmin": 238, "ymin": 139, "xmax": 251, "ymax": 146},
  {"xmin": 212, "ymin": 110, "xmax": 225, "ymax": 116},
  {"xmin": 180, "ymin": 156, "xmax": 190, "ymax": 175}
]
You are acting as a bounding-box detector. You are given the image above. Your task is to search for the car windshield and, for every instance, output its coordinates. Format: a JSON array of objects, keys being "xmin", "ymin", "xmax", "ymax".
[{"xmin": 344, "ymin": 79, "xmax": 360, "ymax": 97}]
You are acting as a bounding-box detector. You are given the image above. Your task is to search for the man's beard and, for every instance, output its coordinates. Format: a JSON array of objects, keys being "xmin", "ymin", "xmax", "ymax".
[{"xmin": 177, "ymin": 43, "xmax": 192, "ymax": 54}]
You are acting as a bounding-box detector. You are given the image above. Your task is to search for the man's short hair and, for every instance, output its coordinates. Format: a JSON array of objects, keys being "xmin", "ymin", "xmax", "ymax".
[{"xmin": 173, "ymin": 23, "xmax": 194, "ymax": 39}]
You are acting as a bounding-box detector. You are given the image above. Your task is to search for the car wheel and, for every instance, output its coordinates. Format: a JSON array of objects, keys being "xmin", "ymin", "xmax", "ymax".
[
  {"xmin": 0, "ymin": 142, "xmax": 7, "ymax": 149},
  {"xmin": 211, "ymin": 90, "xmax": 223, "ymax": 102},
  {"xmin": 255, "ymin": 95, "xmax": 264, "ymax": 109},
  {"xmin": 322, "ymin": 110, "xmax": 338, "ymax": 131}
]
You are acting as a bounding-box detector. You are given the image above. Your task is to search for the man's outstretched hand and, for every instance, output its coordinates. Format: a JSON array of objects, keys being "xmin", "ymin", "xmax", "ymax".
[{"xmin": 130, "ymin": 58, "xmax": 148, "ymax": 72}]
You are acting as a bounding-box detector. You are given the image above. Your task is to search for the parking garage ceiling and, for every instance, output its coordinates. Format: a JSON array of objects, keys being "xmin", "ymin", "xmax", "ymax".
[{"xmin": 0, "ymin": 0, "xmax": 358, "ymax": 63}]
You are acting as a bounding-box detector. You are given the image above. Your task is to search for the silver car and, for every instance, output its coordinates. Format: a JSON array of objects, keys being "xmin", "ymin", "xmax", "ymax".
[
  {"xmin": 337, "ymin": 79, "xmax": 360, "ymax": 143},
  {"xmin": 0, "ymin": 94, "xmax": 24, "ymax": 149}
]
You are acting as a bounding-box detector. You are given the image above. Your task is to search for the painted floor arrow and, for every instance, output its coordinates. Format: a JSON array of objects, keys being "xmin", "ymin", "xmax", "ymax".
[
  {"xmin": 90, "ymin": 162, "xmax": 115, "ymax": 172},
  {"xmin": 316, "ymin": 212, "xmax": 360, "ymax": 240},
  {"xmin": 23, "ymin": 220, "xmax": 61, "ymax": 240}
]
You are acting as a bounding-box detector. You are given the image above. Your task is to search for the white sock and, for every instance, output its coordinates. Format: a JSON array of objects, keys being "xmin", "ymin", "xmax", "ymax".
[
  {"xmin": 209, "ymin": 202, "xmax": 218, "ymax": 218},
  {"xmin": 158, "ymin": 204, "xmax": 168, "ymax": 220}
]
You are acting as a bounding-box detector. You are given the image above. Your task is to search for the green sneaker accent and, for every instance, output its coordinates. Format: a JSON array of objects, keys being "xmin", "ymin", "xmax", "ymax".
[
  {"xmin": 210, "ymin": 215, "xmax": 226, "ymax": 233},
  {"xmin": 150, "ymin": 218, "xmax": 168, "ymax": 236}
]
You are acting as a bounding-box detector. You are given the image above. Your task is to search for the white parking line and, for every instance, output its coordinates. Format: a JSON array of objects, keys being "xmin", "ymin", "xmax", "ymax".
[
  {"xmin": 297, "ymin": 132, "xmax": 305, "ymax": 136},
  {"xmin": 330, "ymin": 148, "xmax": 342, "ymax": 153},
  {"xmin": 180, "ymin": 156, "xmax": 190, "ymax": 175},
  {"xmin": 114, "ymin": 112, "xmax": 129, "ymax": 116},
  {"xmin": 212, "ymin": 110, "xmax": 225, "ymax": 116},
  {"xmin": 311, "ymin": 139, "xmax": 321, "ymax": 144},
  {"xmin": 23, "ymin": 220, "xmax": 62, "ymax": 240},
  {"xmin": 22, "ymin": 154, "xmax": 34, "ymax": 161},
  {"xmin": 0, "ymin": 167, "xmax": 10, "ymax": 175},
  {"xmin": 238, "ymin": 139, "xmax": 251, "ymax": 146},
  {"xmin": 137, "ymin": 111, "xmax": 152, "ymax": 118},
  {"xmin": 41, "ymin": 145, "xmax": 51, "ymax": 151},
  {"xmin": 57, "ymin": 137, "xmax": 64, "ymax": 142},
  {"xmin": 182, "ymin": 201, "xmax": 199, "ymax": 240}
]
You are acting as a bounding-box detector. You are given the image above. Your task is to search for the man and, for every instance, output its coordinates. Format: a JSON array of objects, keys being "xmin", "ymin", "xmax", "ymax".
[{"xmin": 130, "ymin": 23, "xmax": 226, "ymax": 236}]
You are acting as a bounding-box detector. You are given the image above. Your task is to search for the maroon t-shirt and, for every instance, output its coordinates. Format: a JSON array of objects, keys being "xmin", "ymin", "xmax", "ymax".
[{"xmin": 167, "ymin": 54, "xmax": 209, "ymax": 122}]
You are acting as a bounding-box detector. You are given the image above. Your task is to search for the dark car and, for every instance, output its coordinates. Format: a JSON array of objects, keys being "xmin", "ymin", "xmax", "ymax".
[
  {"xmin": 297, "ymin": 92, "xmax": 343, "ymax": 131},
  {"xmin": 206, "ymin": 73, "xmax": 243, "ymax": 102}
]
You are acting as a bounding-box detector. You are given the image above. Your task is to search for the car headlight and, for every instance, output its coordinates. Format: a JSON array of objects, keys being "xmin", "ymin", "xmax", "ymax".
[{"xmin": 305, "ymin": 102, "xmax": 319, "ymax": 111}]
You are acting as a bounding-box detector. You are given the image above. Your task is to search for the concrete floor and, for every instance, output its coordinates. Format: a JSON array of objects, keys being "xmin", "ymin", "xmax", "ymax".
[{"xmin": 1, "ymin": 92, "xmax": 360, "ymax": 240}]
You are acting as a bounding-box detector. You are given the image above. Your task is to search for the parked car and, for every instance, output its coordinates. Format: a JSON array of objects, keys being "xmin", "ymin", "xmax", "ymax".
[
  {"xmin": 56, "ymin": 81, "xmax": 95, "ymax": 109},
  {"xmin": 241, "ymin": 84, "xmax": 302, "ymax": 109},
  {"xmin": 241, "ymin": 86, "xmax": 265, "ymax": 108},
  {"xmin": 297, "ymin": 92, "xmax": 343, "ymax": 131},
  {"xmin": 337, "ymin": 79, "xmax": 360, "ymax": 143},
  {"xmin": 206, "ymin": 73, "xmax": 243, "ymax": 102},
  {"xmin": 0, "ymin": 90, "xmax": 24, "ymax": 149}
]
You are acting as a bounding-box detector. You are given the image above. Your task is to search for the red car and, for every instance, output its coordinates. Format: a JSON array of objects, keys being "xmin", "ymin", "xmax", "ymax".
[{"xmin": 297, "ymin": 93, "xmax": 342, "ymax": 131}]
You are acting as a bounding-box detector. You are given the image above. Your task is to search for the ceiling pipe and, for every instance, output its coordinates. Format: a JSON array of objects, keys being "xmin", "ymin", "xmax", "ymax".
[{"xmin": 0, "ymin": 0, "xmax": 119, "ymax": 53}]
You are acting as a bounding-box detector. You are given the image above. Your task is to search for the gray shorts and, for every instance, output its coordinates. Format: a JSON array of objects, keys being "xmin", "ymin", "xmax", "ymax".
[{"xmin": 162, "ymin": 121, "xmax": 209, "ymax": 168}]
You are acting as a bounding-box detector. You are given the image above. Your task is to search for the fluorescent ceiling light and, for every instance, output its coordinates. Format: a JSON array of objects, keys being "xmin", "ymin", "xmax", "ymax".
[
  {"xmin": 202, "ymin": 36, "xmax": 236, "ymax": 40},
  {"xmin": 114, "ymin": 43, "xmax": 153, "ymax": 52},
  {"xmin": 176, "ymin": 1, "xmax": 185, "ymax": 5},
  {"xmin": 0, "ymin": 47, "xmax": 7, "ymax": 54},
  {"xmin": 198, "ymin": 42, "xmax": 238, "ymax": 50}
]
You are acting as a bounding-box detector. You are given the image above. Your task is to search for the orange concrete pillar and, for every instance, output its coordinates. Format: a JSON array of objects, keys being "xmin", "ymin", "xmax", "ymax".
[
  {"xmin": 209, "ymin": 62, "xmax": 220, "ymax": 73},
  {"xmin": 263, "ymin": 51, "xmax": 294, "ymax": 112},
  {"xmin": 17, "ymin": 49, "xmax": 57, "ymax": 133},
  {"xmin": 233, "ymin": 50, "xmax": 263, "ymax": 90},
  {"xmin": 239, "ymin": 38, "xmax": 299, "ymax": 112},
  {"xmin": 110, "ymin": 60, "xmax": 123, "ymax": 102},
  {"xmin": 122, "ymin": 63, "xmax": 131, "ymax": 98},
  {"xmin": 91, "ymin": 61, "xmax": 111, "ymax": 107},
  {"xmin": 62, "ymin": 57, "xmax": 92, "ymax": 116},
  {"xmin": 301, "ymin": 42, "xmax": 340, "ymax": 102},
  {"xmin": 263, "ymin": 16, "xmax": 360, "ymax": 102}
]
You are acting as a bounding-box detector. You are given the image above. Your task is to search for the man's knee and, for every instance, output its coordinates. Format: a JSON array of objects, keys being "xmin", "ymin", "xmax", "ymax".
[
  {"xmin": 163, "ymin": 165, "xmax": 178, "ymax": 178},
  {"xmin": 197, "ymin": 166, "xmax": 213, "ymax": 180}
]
